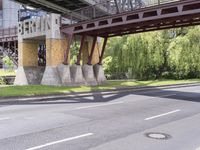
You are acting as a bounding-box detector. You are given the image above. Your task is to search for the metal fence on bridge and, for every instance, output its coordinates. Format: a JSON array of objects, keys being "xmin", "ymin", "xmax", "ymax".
[
  {"xmin": 67, "ymin": 0, "xmax": 180, "ymax": 24},
  {"xmin": 0, "ymin": 27, "xmax": 18, "ymax": 38}
]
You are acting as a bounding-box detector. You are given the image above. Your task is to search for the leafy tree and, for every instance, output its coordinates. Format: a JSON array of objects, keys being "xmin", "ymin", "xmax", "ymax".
[{"xmin": 103, "ymin": 26, "xmax": 200, "ymax": 80}]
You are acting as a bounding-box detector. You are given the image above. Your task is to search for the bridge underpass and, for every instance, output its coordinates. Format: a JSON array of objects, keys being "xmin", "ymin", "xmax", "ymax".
[{"xmin": 11, "ymin": 0, "xmax": 200, "ymax": 86}]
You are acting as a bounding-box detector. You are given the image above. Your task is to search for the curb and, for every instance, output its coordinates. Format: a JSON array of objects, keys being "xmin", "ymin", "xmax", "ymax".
[{"xmin": 0, "ymin": 82, "xmax": 199, "ymax": 103}]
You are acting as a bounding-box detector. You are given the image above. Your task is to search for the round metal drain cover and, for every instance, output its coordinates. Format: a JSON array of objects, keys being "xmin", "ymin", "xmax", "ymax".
[{"xmin": 145, "ymin": 132, "xmax": 171, "ymax": 140}]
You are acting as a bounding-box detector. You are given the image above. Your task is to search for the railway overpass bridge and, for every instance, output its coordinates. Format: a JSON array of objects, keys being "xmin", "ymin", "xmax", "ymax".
[{"xmin": 9, "ymin": 0, "xmax": 200, "ymax": 86}]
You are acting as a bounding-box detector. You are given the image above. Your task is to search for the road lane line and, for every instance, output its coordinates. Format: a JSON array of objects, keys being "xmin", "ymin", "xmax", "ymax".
[
  {"xmin": 0, "ymin": 117, "xmax": 10, "ymax": 121},
  {"xmin": 75, "ymin": 101, "xmax": 124, "ymax": 110},
  {"xmin": 144, "ymin": 109, "xmax": 181, "ymax": 121},
  {"xmin": 25, "ymin": 133, "xmax": 93, "ymax": 150}
]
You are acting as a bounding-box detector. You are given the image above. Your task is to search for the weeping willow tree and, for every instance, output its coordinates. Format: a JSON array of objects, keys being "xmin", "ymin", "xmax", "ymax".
[
  {"xmin": 168, "ymin": 27, "xmax": 200, "ymax": 79},
  {"xmin": 104, "ymin": 31, "xmax": 171, "ymax": 80},
  {"xmin": 126, "ymin": 34, "xmax": 148, "ymax": 79},
  {"xmin": 104, "ymin": 36, "xmax": 128, "ymax": 79},
  {"xmin": 104, "ymin": 26, "xmax": 200, "ymax": 80}
]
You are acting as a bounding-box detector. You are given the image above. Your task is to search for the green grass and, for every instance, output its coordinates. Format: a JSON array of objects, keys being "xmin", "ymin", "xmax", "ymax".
[
  {"xmin": 0, "ymin": 69, "xmax": 15, "ymax": 77},
  {"xmin": 0, "ymin": 79, "xmax": 200, "ymax": 97}
]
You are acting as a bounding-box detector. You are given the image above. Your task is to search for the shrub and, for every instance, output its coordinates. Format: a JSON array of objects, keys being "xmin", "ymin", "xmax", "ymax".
[{"xmin": 0, "ymin": 77, "xmax": 5, "ymax": 85}]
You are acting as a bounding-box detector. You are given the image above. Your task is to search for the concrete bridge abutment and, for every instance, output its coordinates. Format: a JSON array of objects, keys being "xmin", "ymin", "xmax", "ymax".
[
  {"xmin": 14, "ymin": 13, "xmax": 106, "ymax": 86},
  {"xmin": 14, "ymin": 40, "xmax": 45, "ymax": 85},
  {"xmin": 41, "ymin": 37, "xmax": 70, "ymax": 86}
]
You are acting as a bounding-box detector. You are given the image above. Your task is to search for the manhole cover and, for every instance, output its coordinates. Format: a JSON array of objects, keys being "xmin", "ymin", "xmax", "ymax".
[{"xmin": 145, "ymin": 132, "xmax": 171, "ymax": 140}]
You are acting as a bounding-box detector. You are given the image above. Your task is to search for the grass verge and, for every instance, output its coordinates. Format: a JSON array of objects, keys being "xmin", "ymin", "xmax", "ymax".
[
  {"xmin": 0, "ymin": 69, "xmax": 16, "ymax": 77},
  {"xmin": 0, "ymin": 79, "xmax": 200, "ymax": 97}
]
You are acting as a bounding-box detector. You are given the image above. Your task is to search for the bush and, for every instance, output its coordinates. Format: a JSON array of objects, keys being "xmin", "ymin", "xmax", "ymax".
[
  {"xmin": 3, "ymin": 56, "xmax": 14, "ymax": 70},
  {"xmin": 0, "ymin": 77, "xmax": 5, "ymax": 85}
]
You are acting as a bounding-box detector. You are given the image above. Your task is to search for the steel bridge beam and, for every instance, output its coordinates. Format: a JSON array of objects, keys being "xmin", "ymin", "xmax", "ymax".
[
  {"xmin": 76, "ymin": 35, "xmax": 86, "ymax": 65},
  {"xmin": 87, "ymin": 36, "xmax": 97, "ymax": 65},
  {"xmin": 98, "ymin": 36, "xmax": 108, "ymax": 65},
  {"xmin": 63, "ymin": 34, "xmax": 74, "ymax": 65},
  {"xmin": 61, "ymin": 0, "xmax": 200, "ymax": 37}
]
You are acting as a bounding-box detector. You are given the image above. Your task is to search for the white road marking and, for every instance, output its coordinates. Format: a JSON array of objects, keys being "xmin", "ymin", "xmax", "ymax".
[
  {"xmin": 25, "ymin": 133, "xmax": 93, "ymax": 150},
  {"xmin": 0, "ymin": 117, "xmax": 10, "ymax": 121},
  {"xmin": 144, "ymin": 109, "xmax": 181, "ymax": 121},
  {"xmin": 75, "ymin": 101, "xmax": 124, "ymax": 110}
]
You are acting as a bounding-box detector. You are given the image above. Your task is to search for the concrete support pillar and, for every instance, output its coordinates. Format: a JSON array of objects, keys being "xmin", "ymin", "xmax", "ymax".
[
  {"xmin": 93, "ymin": 37, "xmax": 107, "ymax": 84},
  {"xmin": 80, "ymin": 37, "xmax": 101, "ymax": 85},
  {"xmin": 14, "ymin": 40, "xmax": 45, "ymax": 85},
  {"xmin": 82, "ymin": 64, "xmax": 97, "ymax": 85},
  {"xmin": 70, "ymin": 64, "xmax": 85, "ymax": 86},
  {"xmin": 58, "ymin": 64, "xmax": 71, "ymax": 85},
  {"xmin": 41, "ymin": 13, "xmax": 72, "ymax": 86},
  {"xmin": 41, "ymin": 37, "xmax": 70, "ymax": 86},
  {"xmin": 94, "ymin": 64, "xmax": 106, "ymax": 84}
]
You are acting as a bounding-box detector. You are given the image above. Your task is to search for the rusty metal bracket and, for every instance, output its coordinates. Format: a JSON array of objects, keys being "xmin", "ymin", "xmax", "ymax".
[
  {"xmin": 76, "ymin": 35, "xmax": 86, "ymax": 65},
  {"xmin": 63, "ymin": 34, "xmax": 73, "ymax": 65},
  {"xmin": 98, "ymin": 36, "xmax": 108, "ymax": 65},
  {"xmin": 87, "ymin": 36, "xmax": 97, "ymax": 65}
]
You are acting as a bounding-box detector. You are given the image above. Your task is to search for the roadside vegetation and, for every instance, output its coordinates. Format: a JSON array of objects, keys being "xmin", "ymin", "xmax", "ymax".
[
  {"xmin": 0, "ymin": 56, "xmax": 15, "ymax": 77},
  {"xmin": 103, "ymin": 26, "xmax": 200, "ymax": 80},
  {"xmin": 0, "ymin": 79, "xmax": 200, "ymax": 97},
  {"xmin": 0, "ymin": 69, "xmax": 15, "ymax": 77}
]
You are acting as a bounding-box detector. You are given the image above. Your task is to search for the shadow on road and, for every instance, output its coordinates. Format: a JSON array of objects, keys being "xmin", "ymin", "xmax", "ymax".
[{"xmin": 1, "ymin": 84, "xmax": 200, "ymax": 106}]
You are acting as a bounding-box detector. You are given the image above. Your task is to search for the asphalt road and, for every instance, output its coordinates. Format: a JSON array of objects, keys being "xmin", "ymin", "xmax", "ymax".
[{"xmin": 0, "ymin": 84, "xmax": 200, "ymax": 150}]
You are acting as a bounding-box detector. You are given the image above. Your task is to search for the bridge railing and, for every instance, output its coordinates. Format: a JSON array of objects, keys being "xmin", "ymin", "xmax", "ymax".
[
  {"xmin": 0, "ymin": 27, "xmax": 18, "ymax": 37},
  {"xmin": 68, "ymin": 0, "xmax": 180, "ymax": 24},
  {"xmin": 67, "ymin": 1, "xmax": 111, "ymax": 24}
]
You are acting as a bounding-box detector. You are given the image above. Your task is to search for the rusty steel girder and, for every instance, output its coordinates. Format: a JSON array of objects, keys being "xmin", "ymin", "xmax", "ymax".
[{"xmin": 61, "ymin": 0, "xmax": 200, "ymax": 37}]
